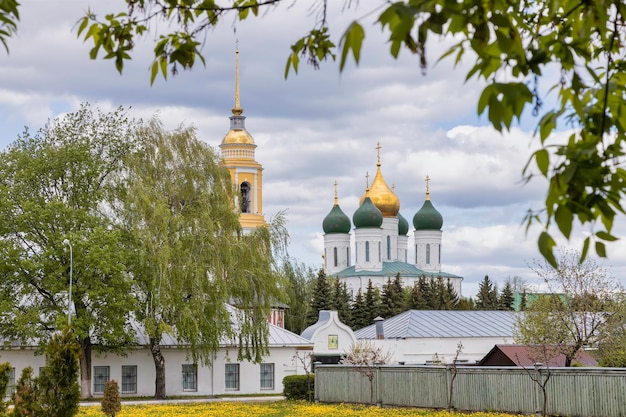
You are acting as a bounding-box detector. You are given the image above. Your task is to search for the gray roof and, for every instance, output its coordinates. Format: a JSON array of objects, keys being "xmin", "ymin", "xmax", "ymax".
[
  {"xmin": 301, "ymin": 310, "xmax": 332, "ymax": 340},
  {"xmin": 355, "ymin": 310, "xmax": 519, "ymax": 339},
  {"xmin": 335, "ymin": 261, "xmax": 462, "ymax": 279}
]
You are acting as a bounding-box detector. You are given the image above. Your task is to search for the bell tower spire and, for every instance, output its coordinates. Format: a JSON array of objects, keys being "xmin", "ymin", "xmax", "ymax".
[{"xmin": 219, "ymin": 44, "xmax": 267, "ymax": 231}]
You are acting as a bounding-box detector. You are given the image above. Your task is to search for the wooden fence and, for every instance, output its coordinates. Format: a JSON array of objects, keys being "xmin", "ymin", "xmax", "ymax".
[{"xmin": 314, "ymin": 365, "xmax": 626, "ymax": 417}]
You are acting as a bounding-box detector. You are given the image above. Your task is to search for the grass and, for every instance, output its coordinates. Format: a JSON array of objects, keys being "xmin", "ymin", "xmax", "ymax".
[{"xmin": 77, "ymin": 400, "xmax": 523, "ymax": 417}]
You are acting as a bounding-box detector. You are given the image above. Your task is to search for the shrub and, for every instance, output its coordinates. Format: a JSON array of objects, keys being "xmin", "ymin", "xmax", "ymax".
[
  {"xmin": 101, "ymin": 380, "xmax": 122, "ymax": 417},
  {"xmin": 0, "ymin": 362, "xmax": 11, "ymax": 415},
  {"xmin": 12, "ymin": 366, "xmax": 41, "ymax": 417},
  {"xmin": 283, "ymin": 374, "xmax": 314, "ymax": 401}
]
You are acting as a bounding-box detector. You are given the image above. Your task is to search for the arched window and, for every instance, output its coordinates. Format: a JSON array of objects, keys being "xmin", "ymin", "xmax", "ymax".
[
  {"xmin": 387, "ymin": 235, "xmax": 391, "ymax": 260},
  {"xmin": 378, "ymin": 242, "xmax": 381, "ymax": 262},
  {"xmin": 415, "ymin": 245, "xmax": 418, "ymax": 264},
  {"xmin": 438, "ymin": 244, "xmax": 441, "ymax": 264},
  {"xmin": 347, "ymin": 247, "xmax": 350, "ymax": 266},
  {"xmin": 333, "ymin": 247, "xmax": 338, "ymax": 267},
  {"xmin": 426, "ymin": 244, "xmax": 431, "ymax": 264},
  {"xmin": 240, "ymin": 182, "xmax": 251, "ymax": 213},
  {"xmin": 365, "ymin": 241, "xmax": 370, "ymax": 262}
]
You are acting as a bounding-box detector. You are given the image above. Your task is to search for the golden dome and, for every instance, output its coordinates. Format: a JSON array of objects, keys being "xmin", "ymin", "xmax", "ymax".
[
  {"xmin": 363, "ymin": 165, "xmax": 400, "ymax": 217},
  {"xmin": 221, "ymin": 129, "xmax": 255, "ymax": 145}
]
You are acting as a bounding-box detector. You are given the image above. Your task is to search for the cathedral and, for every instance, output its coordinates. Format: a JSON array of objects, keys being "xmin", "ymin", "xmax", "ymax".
[{"xmin": 321, "ymin": 149, "xmax": 463, "ymax": 297}]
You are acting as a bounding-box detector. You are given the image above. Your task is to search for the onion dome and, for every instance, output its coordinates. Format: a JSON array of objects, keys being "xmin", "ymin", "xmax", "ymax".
[
  {"xmin": 359, "ymin": 145, "xmax": 400, "ymax": 217},
  {"xmin": 353, "ymin": 197, "xmax": 383, "ymax": 228},
  {"xmin": 222, "ymin": 129, "xmax": 255, "ymax": 145},
  {"xmin": 397, "ymin": 212, "xmax": 409, "ymax": 236},
  {"xmin": 413, "ymin": 176, "xmax": 443, "ymax": 230},
  {"xmin": 323, "ymin": 187, "xmax": 351, "ymax": 234}
]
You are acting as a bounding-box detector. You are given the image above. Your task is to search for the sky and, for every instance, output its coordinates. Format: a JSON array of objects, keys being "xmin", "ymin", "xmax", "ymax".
[{"xmin": 1, "ymin": 0, "xmax": 625, "ymax": 298}]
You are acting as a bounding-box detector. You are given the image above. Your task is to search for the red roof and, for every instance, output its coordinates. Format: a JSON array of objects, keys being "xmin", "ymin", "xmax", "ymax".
[{"xmin": 479, "ymin": 344, "xmax": 598, "ymax": 367}]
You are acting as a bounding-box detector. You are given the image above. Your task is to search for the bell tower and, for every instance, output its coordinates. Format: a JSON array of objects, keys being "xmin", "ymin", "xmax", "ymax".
[{"xmin": 219, "ymin": 47, "xmax": 267, "ymax": 231}]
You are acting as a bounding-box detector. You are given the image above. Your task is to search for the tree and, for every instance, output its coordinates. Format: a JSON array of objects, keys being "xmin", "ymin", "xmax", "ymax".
[
  {"xmin": 101, "ymin": 380, "xmax": 122, "ymax": 417},
  {"xmin": 331, "ymin": 278, "xmax": 352, "ymax": 326},
  {"xmin": 515, "ymin": 249, "xmax": 622, "ymax": 367},
  {"xmin": 341, "ymin": 340, "xmax": 392, "ymax": 405},
  {"xmin": 596, "ymin": 295, "xmax": 626, "ymax": 367},
  {"xmin": 476, "ymin": 276, "xmax": 498, "ymax": 310},
  {"xmin": 0, "ymin": 104, "xmax": 138, "ymax": 397},
  {"xmin": 350, "ymin": 288, "xmax": 368, "ymax": 329},
  {"xmin": 13, "ymin": 367, "xmax": 39, "ymax": 417},
  {"xmin": 119, "ymin": 119, "xmax": 285, "ymax": 398},
  {"xmin": 362, "ymin": 279, "xmax": 380, "ymax": 325},
  {"xmin": 29, "ymin": 0, "xmax": 618, "ymax": 265},
  {"xmin": 281, "ymin": 258, "xmax": 315, "ymax": 334},
  {"xmin": 37, "ymin": 328, "xmax": 81, "ymax": 417},
  {"xmin": 306, "ymin": 269, "xmax": 332, "ymax": 327},
  {"xmin": 407, "ymin": 280, "xmax": 428, "ymax": 310},
  {"xmin": 379, "ymin": 274, "xmax": 404, "ymax": 318},
  {"xmin": 0, "ymin": 362, "xmax": 11, "ymax": 415},
  {"xmin": 499, "ymin": 281, "xmax": 515, "ymax": 311},
  {"xmin": 457, "ymin": 297, "xmax": 475, "ymax": 310}
]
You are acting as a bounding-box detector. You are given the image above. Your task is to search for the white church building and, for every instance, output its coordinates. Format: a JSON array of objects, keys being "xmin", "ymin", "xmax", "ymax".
[{"xmin": 322, "ymin": 149, "xmax": 463, "ymax": 297}]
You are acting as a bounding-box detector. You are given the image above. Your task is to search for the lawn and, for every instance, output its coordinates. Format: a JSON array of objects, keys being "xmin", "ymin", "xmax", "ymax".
[{"xmin": 77, "ymin": 400, "xmax": 520, "ymax": 417}]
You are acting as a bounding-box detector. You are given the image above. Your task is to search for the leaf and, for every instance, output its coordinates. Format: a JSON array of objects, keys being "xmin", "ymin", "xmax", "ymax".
[
  {"xmin": 595, "ymin": 241, "xmax": 606, "ymax": 257},
  {"xmin": 535, "ymin": 149, "xmax": 549, "ymax": 177},
  {"xmin": 538, "ymin": 231, "xmax": 557, "ymax": 268},
  {"xmin": 554, "ymin": 205, "xmax": 573, "ymax": 238},
  {"xmin": 339, "ymin": 22, "xmax": 365, "ymax": 72},
  {"xmin": 596, "ymin": 231, "xmax": 619, "ymax": 242}
]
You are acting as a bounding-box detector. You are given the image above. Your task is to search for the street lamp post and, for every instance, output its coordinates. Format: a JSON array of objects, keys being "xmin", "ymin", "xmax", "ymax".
[{"xmin": 62, "ymin": 239, "xmax": 73, "ymax": 326}]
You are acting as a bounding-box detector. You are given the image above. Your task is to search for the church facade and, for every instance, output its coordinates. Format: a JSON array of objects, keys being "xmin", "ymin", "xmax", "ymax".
[{"xmin": 322, "ymin": 149, "xmax": 463, "ymax": 297}]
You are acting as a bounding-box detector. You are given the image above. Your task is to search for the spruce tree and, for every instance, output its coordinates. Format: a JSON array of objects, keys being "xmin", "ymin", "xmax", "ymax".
[
  {"xmin": 476, "ymin": 275, "xmax": 498, "ymax": 310},
  {"xmin": 306, "ymin": 269, "xmax": 332, "ymax": 326},
  {"xmin": 457, "ymin": 297, "xmax": 476, "ymax": 310},
  {"xmin": 418, "ymin": 276, "xmax": 435, "ymax": 309},
  {"xmin": 379, "ymin": 275, "xmax": 404, "ymax": 318},
  {"xmin": 350, "ymin": 288, "xmax": 368, "ymax": 329},
  {"xmin": 499, "ymin": 281, "xmax": 515, "ymax": 310},
  {"xmin": 101, "ymin": 380, "xmax": 122, "ymax": 417},
  {"xmin": 444, "ymin": 278, "xmax": 459, "ymax": 309},
  {"xmin": 12, "ymin": 366, "xmax": 40, "ymax": 417},
  {"xmin": 363, "ymin": 279, "xmax": 380, "ymax": 326},
  {"xmin": 331, "ymin": 279, "xmax": 352, "ymax": 325}
]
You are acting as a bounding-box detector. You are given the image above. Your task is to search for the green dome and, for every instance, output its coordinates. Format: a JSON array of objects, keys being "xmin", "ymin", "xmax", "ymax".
[
  {"xmin": 353, "ymin": 197, "xmax": 383, "ymax": 228},
  {"xmin": 323, "ymin": 204, "xmax": 351, "ymax": 234},
  {"xmin": 413, "ymin": 200, "xmax": 443, "ymax": 230},
  {"xmin": 397, "ymin": 212, "xmax": 409, "ymax": 235}
]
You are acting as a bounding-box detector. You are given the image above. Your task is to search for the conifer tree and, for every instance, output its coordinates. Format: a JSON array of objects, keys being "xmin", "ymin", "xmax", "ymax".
[
  {"xmin": 457, "ymin": 297, "xmax": 476, "ymax": 310},
  {"xmin": 331, "ymin": 279, "xmax": 352, "ymax": 325},
  {"xmin": 476, "ymin": 275, "xmax": 499, "ymax": 310},
  {"xmin": 442, "ymin": 278, "xmax": 459, "ymax": 310},
  {"xmin": 12, "ymin": 366, "xmax": 40, "ymax": 417},
  {"xmin": 379, "ymin": 274, "xmax": 404, "ymax": 318},
  {"xmin": 101, "ymin": 380, "xmax": 122, "ymax": 417},
  {"xmin": 363, "ymin": 279, "xmax": 380, "ymax": 326},
  {"xmin": 350, "ymin": 288, "xmax": 368, "ymax": 329},
  {"xmin": 306, "ymin": 269, "xmax": 332, "ymax": 326},
  {"xmin": 418, "ymin": 276, "xmax": 436, "ymax": 309},
  {"xmin": 499, "ymin": 281, "xmax": 515, "ymax": 310},
  {"xmin": 408, "ymin": 278, "xmax": 428, "ymax": 310},
  {"xmin": 520, "ymin": 290, "xmax": 528, "ymax": 311}
]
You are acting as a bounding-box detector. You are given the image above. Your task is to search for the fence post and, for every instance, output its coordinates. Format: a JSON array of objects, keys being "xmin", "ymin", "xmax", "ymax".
[{"xmin": 375, "ymin": 365, "xmax": 382, "ymax": 406}]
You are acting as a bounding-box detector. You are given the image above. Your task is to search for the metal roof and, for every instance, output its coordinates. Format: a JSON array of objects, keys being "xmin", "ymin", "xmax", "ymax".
[
  {"xmin": 354, "ymin": 310, "xmax": 519, "ymax": 339},
  {"xmin": 335, "ymin": 261, "xmax": 461, "ymax": 279}
]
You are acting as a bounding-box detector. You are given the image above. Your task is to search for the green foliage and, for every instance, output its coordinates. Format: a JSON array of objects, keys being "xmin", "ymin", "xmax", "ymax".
[
  {"xmin": 281, "ymin": 258, "xmax": 315, "ymax": 334},
  {"xmin": 331, "ymin": 278, "xmax": 352, "ymax": 326},
  {"xmin": 476, "ymin": 276, "xmax": 498, "ymax": 310},
  {"xmin": 12, "ymin": 366, "xmax": 40, "ymax": 417},
  {"xmin": 350, "ymin": 288, "xmax": 368, "ymax": 329},
  {"xmin": 0, "ymin": 0, "xmax": 18, "ymax": 53},
  {"xmin": 0, "ymin": 362, "xmax": 11, "ymax": 415},
  {"xmin": 515, "ymin": 249, "xmax": 621, "ymax": 367},
  {"xmin": 282, "ymin": 374, "xmax": 314, "ymax": 401},
  {"xmin": 101, "ymin": 380, "xmax": 122, "ymax": 417},
  {"xmin": 379, "ymin": 274, "xmax": 404, "ymax": 318},
  {"xmin": 0, "ymin": 103, "xmax": 138, "ymax": 397},
  {"xmin": 38, "ymin": 328, "xmax": 81, "ymax": 417},
  {"xmin": 306, "ymin": 270, "xmax": 332, "ymax": 327},
  {"xmin": 499, "ymin": 281, "xmax": 515, "ymax": 311},
  {"xmin": 362, "ymin": 279, "xmax": 380, "ymax": 325}
]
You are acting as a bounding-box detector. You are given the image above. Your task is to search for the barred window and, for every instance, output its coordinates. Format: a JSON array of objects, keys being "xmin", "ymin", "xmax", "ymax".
[
  {"xmin": 225, "ymin": 363, "xmax": 240, "ymax": 390},
  {"xmin": 260, "ymin": 363, "xmax": 274, "ymax": 390},
  {"xmin": 182, "ymin": 364, "xmax": 197, "ymax": 391},
  {"xmin": 121, "ymin": 365, "xmax": 137, "ymax": 394},
  {"xmin": 93, "ymin": 366, "xmax": 110, "ymax": 394}
]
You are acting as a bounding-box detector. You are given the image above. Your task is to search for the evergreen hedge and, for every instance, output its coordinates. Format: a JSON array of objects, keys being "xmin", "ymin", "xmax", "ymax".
[{"xmin": 282, "ymin": 374, "xmax": 314, "ymax": 401}]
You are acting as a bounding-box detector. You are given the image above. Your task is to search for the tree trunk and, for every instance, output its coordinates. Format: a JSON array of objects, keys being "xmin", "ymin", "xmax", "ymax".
[
  {"xmin": 79, "ymin": 336, "xmax": 92, "ymax": 398},
  {"xmin": 150, "ymin": 336, "xmax": 166, "ymax": 399}
]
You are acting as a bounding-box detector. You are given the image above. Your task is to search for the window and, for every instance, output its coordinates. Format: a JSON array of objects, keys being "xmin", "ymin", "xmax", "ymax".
[
  {"xmin": 225, "ymin": 363, "xmax": 240, "ymax": 390},
  {"xmin": 426, "ymin": 244, "xmax": 431, "ymax": 264},
  {"xmin": 378, "ymin": 242, "xmax": 381, "ymax": 262},
  {"xmin": 7, "ymin": 368, "xmax": 15, "ymax": 397},
  {"xmin": 387, "ymin": 235, "xmax": 391, "ymax": 260},
  {"xmin": 93, "ymin": 366, "xmax": 110, "ymax": 394},
  {"xmin": 415, "ymin": 245, "xmax": 418, "ymax": 264},
  {"xmin": 260, "ymin": 363, "xmax": 274, "ymax": 390},
  {"xmin": 240, "ymin": 182, "xmax": 251, "ymax": 213},
  {"xmin": 365, "ymin": 241, "xmax": 370, "ymax": 262},
  {"xmin": 347, "ymin": 247, "xmax": 350, "ymax": 266},
  {"xmin": 439, "ymin": 244, "xmax": 441, "ymax": 264},
  {"xmin": 182, "ymin": 364, "xmax": 197, "ymax": 391},
  {"xmin": 333, "ymin": 247, "xmax": 338, "ymax": 267},
  {"xmin": 122, "ymin": 365, "xmax": 137, "ymax": 394}
]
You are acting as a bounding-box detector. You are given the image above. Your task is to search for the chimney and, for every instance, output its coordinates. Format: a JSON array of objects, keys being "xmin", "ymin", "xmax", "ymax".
[{"xmin": 374, "ymin": 316, "xmax": 384, "ymax": 340}]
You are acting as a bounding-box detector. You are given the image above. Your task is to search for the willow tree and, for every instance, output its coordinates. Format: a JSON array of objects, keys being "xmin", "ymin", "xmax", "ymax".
[
  {"xmin": 0, "ymin": 104, "xmax": 137, "ymax": 397},
  {"xmin": 120, "ymin": 119, "xmax": 286, "ymax": 399}
]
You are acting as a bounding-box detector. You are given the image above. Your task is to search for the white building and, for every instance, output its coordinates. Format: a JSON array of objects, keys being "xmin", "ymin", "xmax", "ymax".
[{"xmin": 1, "ymin": 319, "xmax": 312, "ymax": 397}]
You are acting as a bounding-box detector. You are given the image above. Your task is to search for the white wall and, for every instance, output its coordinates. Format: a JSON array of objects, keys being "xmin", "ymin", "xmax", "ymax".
[{"xmin": 1, "ymin": 344, "xmax": 311, "ymax": 398}]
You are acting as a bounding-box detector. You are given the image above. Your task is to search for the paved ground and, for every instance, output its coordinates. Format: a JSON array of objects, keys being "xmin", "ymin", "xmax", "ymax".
[{"xmin": 79, "ymin": 395, "xmax": 285, "ymax": 407}]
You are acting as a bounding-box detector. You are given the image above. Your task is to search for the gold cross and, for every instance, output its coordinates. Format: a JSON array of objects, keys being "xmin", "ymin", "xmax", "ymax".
[
  {"xmin": 334, "ymin": 180, "xmax": 338, "ymax": 204},
  {"xmin": 376, "ymin": 142, "xmax": 382, "ymax": 165},
  {"xmin": 365, "ymin": 171, "xmax": 370, "ymax": 190}
]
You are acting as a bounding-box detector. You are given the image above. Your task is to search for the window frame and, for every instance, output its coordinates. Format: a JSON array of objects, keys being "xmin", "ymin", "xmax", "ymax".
[
  {"xmin": 182, "ymin": 364, "xmax": 198, "ymax": 392},
  {"xmin": 93, "ymin": 366, "xmax": 110, "ymax": 394},
  {"xmin": 121, "ymin": 365, "xmax": 138, "ymax": 394},
  {"xmin": 225, "ymin": 363, "xmax": 240, "ymax": 391},
  {"xmin": 260, "ymin": 363, "xmax": 275, "ymax": 390}
]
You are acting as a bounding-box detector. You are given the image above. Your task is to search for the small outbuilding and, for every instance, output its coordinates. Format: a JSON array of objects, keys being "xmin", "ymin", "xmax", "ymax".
[{"xmin": 478, "ymin": 344, "xmax": 598, "ymax": 367}]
